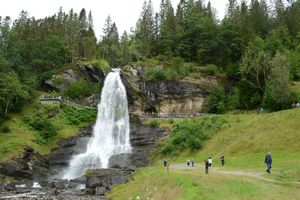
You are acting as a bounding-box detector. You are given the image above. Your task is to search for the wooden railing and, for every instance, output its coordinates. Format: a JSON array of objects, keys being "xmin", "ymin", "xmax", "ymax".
[{"xmin": 137, "ymin": 112, "xmax": 204, "ymax": 119}]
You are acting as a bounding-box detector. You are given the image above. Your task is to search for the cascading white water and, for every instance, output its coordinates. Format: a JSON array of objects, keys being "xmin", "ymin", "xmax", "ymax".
[{"xmin": 63, "ymin": 69, "xmax": 131, "ymax": 180}]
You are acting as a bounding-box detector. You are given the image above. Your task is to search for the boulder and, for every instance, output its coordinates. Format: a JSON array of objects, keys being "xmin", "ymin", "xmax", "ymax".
[
  {"xmin": 79, "ymin": 64, "xmax": 105, "ymax": 83},
  {"xmin": 85, "ymin": 168, "xmax": 132, "ymax": 195}
]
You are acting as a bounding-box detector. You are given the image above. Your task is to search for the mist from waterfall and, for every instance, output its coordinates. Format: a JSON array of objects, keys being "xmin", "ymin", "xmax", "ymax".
[{"xmin": 63, "ymin": 69, "xmax": 131, "ymax": 179}]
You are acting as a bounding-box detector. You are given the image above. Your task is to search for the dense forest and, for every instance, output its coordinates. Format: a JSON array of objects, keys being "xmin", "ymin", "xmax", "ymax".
[{"xmin": 0, "ymin": 0, "xmax": 300, "ymax": 120}]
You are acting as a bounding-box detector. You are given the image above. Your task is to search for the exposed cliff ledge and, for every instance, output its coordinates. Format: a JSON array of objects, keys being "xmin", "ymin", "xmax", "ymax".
[
  {"xmin": 121, "ymin": 66, "xmax": 217, "ymax": 114},
  {"xmin": 42, "ymin": 64, "xmax": 217, "ymax": 114}
]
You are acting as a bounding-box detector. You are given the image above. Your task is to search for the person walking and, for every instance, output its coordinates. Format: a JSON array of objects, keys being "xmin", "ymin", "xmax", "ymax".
[
  {"xmin": 204, "ymin": 160, "xmax": 209, "ymax": 174},
  {"xmin": 220, "ymin": 155, "xmax": 225, "ymax": 166},
  {"xmin": 208, "ymin": 157, "xmax": 212, "ymax": 167},
  {"xmin": 186, "ymin": 160, "xmax": 190, "ymax": 167},
  {"xmin": 191, "ymin": 159, "xmax": 195, "ymax": 167},
  {"xmin": 264, "ymin": 152, "xmax": 272, "ymax": 173},
  {"xmin": 163, "ymin": 159, "xmax": 168, "ymax": 170}
]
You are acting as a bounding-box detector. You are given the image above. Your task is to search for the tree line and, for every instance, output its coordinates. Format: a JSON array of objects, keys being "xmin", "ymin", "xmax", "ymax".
[{"xmin": 1, "ymin": 0, "xmax": 300, "ymax": 119}]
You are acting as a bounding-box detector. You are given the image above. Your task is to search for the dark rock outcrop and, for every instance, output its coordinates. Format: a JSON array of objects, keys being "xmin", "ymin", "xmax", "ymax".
[
  {"xmin": 79, "ymin": 64, "xmax": 105, "ymax": 83},
  {"xmin": 85, "ymin": 168, "xmax": 132, "ymax": 195},
  {"xmin": 43, "ymin": 64, "xmax": 105, "ymax": 93},
  {"xmin": 121, "ymin": 65, "xmax": 216, "ymax": 114},
  {"xmin": 109, "ymin": 123, "xmax": 166, "ymax": 169},
  {"xmin": 47, "ymin": 125, "xmax": 93, "ymax": 178}
]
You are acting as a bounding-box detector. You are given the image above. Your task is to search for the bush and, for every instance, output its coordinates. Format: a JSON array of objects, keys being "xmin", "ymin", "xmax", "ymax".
[
  {"xmin": 157, "ymin": 116, "xmax": 227, "ymax": 157},
  {"xmin": 204, "ymin": 84, "xmax": 227, "ymax": 114},
  {"xmin": 227, "ymin": 87, "xmax": 240, "ymax": 110},
  {"xmin": 63, "ymin": 80, "xmax": 94, "ymax": 99},
  {"xmin": 149, "ymin": 119, "xmax": 161, "ymax": 127},
  {"xmin": 86, "ymin": 59, "xmax": 111, "ymax": 72},
  {"xmin": 52, "ymin": 75, "xmax": 65, "ymax": 84},
  {"xmin": 143, "ymin": 68, "xmax": 169, "ymax": 81},
  {"xmin": 61, "ymin": 103, "xmax": 97, "ymax": 125},
  {"xmin": 24, "ymin": 116, "xmax": 58, "ymax": 143},
  {"xmin": 1, "ymin": 126, "xmax": 11, "ymax": 133}
]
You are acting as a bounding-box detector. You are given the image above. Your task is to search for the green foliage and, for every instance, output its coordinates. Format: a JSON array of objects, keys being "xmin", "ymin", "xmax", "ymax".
[
  {"xmin": 143, "ymin": 68, "xmax": 169, "ymax": 81},
  {"xmin": 0, "ymin": 71, "xmax": 30, "ymax": 115},
  {"xmin": 23, "ymin": 116, "xmax": 58, "ymax": 143},
  {"xmin": 204, "ymin": 85, "xmax": 227, "ymax": 114},
  {"xmin": 263, "ymin": 52, "xmax": 292, "ymax": 110},
  {"xmin": 171, "ymin": 57, "xmax": 184, "ymax": 74},
  {"xmin": 149, "ymin": 119, "xmax": 161, "ymax": 127},
  {"xmin": 157, "ymin": 116, "xmax": 227, "ymax": 157},
  {"xmin": 227, "ymin": 87, "xmax": 240, "ymax": 110},
  {"xmin": 52, "ymin": 75, "xmax": 65, "ymax": 84},
  {"xmin": 63, "ymin": 80, "xmax": 95, "ymax": 99},
  {"xmin": 1, "ymin": 126, "xmax": 11, "ymax": 133},
  {"xmin": 85, "ymin": 59, "xmax": 111, "ymax": 72},
  {"xmin": 60, "ymin": 103, "xmax": 97, "ymax": 125}
]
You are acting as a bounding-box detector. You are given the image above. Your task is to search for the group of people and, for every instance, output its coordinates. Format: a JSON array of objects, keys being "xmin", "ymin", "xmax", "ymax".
[
  {"xmin": 291, "ymin": 102, "xmax": 300, "ymax": 108},
  {"xmin": 186, "ymin": 159, "xmax": 195, "ymax": 167},
  {"xmin": 163, "ymin": 152, "xmax": 272, "ymax": 174},
  {"xmin": 204, "ymin": 156, "xmax": 225, "ymax": 174}
]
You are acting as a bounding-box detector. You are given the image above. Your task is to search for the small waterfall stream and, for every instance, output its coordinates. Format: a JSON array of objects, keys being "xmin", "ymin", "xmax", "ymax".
[{"xmin": 63, "ymin": 69, "xmax": 131, "ymax": 179}]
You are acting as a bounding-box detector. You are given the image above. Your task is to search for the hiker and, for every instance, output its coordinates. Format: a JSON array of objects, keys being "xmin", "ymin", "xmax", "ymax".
[
  {"xmin": 264, "ymin": 152, "xmax": 272, "ymax": 174},
  {"xmin": 163, "ymin": 159, "xmax": 168, "ymax": 168},
  {"xmin": 208, "ymin": 157, "xmax": 212, "ymax": 167},
  {"xmin": 220, "ymin": 155, "xmax": 225, "ymax": 166},
  {"xmin": 259, "ymin": 107, "xmax": 264, "ymax": 113},
  {"xmin": 191, "ymin": 159, "xmax": 195, "ymax": 167},
  {"xmin": 186, "ymin": 159, "xmax": 190, "ymax": 166},
  {"xmin": 204, "ymin": 160, "xmax": 209, "ymax": 174}
]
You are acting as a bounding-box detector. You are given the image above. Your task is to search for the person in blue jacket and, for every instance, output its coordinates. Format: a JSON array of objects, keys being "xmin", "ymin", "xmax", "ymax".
[{"xmin": 265, "ymin": 152, "xmax": 272, "ymax": 173}]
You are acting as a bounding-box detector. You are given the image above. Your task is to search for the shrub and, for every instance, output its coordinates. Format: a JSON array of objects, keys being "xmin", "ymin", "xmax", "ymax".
[
  {"xmin": 52, "ymin": 75, "xmax": 65, "ymax": 84},
  {"xmin": 86, "ymin": 59, "xmax": 111, "ymax": 72},
  {"xmin": 63, "ymin": 80, "xmax": 94, "ymax": 99},
  {"xmin": 227, "ymin": 87, "xmax": 240, "ymax": 110},
  {"xmin": 204, "ymin": 84, "xmax": 227, "ymax": 114},
  {"xmin": 24, "ymin": 116, "xmax": 58, "ymax": 143},
  {"xmin": 1, "ymin": 126, "xmax": 11, "ymax": 133},
  {"xmin": 171, "ymin": 57, "xmax": 184, "ymax": 74},
  {"xmin": 61, "ymin": 103, "xmax": 97, "ymax": 125},
  {"xmin": 149, "ymin": 119, "xmax": 161, "ymax": 127},
  {"xmin": 143, "ymin": 68, "xmax": 168, "ymax": 81},
  {"xmin": 157, "ymin": 116, "xmax": 227, "ymax": 157}
]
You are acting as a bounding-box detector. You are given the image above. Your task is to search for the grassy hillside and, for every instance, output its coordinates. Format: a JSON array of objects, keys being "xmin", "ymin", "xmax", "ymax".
[
  {"xmin": 0, "ymin": 95, "xmax": 96, "ymax": 163},
  {"xmin": 108, "ymin": 166, "xmax": 300, "ymax": 200},
  {"xmin": 109, "ymin": 109, "xmax": 300, "ymax": 199}
]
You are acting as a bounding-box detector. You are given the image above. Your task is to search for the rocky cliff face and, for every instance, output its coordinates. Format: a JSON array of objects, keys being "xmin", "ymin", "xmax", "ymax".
[
  {"xmin": 42, "ymin": 64, "xmax": 216, "ymax": 114},
  {"xmin": 121, "ymin": 65, "xmax": 216, "ymax": 115},
  {"xmin": 44, "ymin": 64, "xmax": 105, "ymax": 92}
]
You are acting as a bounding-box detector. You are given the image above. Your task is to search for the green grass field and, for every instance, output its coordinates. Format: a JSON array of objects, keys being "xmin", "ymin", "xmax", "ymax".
[
  {"xmin": 0, "ymin": 96, "xmax": 96, "ymax": 163},
  {"xmin": 109, "ymin": 108, "xmax": 300, "ymax": 199},
  {"xmin": 108, "ymin": 166, "xmax": 300, "ymax": 200}
]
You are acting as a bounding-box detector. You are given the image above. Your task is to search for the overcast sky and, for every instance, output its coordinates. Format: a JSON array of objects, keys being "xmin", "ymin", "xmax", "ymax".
[{"xmin": 0, "ymin": 0, "xmax": 227, "ymax": 38}]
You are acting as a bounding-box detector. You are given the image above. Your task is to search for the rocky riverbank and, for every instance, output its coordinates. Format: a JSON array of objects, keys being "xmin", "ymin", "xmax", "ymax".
[{"xmin": 0, "ymin": 120, "xmax": 166, "ymax": 199}]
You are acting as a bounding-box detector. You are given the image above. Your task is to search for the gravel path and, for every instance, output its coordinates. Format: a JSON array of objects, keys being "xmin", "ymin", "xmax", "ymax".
[{"xmin": 170, "ymin": 163, "xmax": 300, "ymax": 186}]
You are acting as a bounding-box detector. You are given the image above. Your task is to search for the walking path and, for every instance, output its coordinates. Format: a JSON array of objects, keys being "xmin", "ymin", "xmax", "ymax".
[{"xmin": 170, "ymin": 163, "xmax": 300, "ymax": 186}]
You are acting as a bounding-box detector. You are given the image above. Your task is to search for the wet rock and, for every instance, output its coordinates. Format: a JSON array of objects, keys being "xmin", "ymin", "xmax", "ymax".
[
  {"xmin": 85, "ymin": 168, "xmax": 132, "ymax": 195},
  {"xmin": 4, "ymin": 182, "xmax": 15, "ymax": 191},
  {"xmin": 79, "ymin": 64, "xmax": 105, "ymax": 83},
  {"xmin": 95, "ymin": 186, "xmax": 106, "ymax": 195}
]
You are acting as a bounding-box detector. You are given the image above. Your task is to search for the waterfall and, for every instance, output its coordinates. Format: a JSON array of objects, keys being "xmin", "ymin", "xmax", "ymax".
[{"xmin": 63, "ymin": 69, "xmax": 131, "ymax": 179}]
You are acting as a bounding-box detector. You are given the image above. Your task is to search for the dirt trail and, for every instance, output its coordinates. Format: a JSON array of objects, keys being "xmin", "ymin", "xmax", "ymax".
[{"xmin": 170, "ymin": 163, "xmax": 300, "ymax": 186}]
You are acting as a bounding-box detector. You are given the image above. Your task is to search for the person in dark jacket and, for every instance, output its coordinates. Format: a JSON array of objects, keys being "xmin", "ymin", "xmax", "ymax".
[
  {"xmin": 220, "ymin": 155, "xmax": 225, "ymax": 166},
  {"xmin": 204, "ymin": 160, "xmax": 209, "ymax": 174},
  {"xmin": 264, "ymin": 152, "xmax": 272, "ymax": 173}
]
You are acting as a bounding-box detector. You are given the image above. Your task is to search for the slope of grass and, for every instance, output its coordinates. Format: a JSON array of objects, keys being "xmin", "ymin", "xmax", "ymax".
[
  {"xmin": 109, "ymin": 109, "xmax": 300, "ymax": 199},
  {"xmin": 152, "ymin": 109, "xmax": 300, "ymax": 181},
  {"xmin": 0, "ymin": 98, "xmax": 96, "ymax": 163},
  {"xmin": 108, "ymin": 166, "xmax": 300, "ymax": 200}
]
